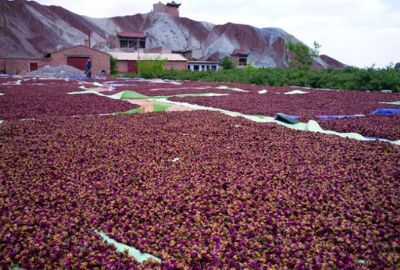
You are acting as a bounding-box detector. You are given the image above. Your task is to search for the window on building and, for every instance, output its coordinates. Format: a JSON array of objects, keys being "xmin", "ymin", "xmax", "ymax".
[
  {"xmin": 139, "ymin": 38, "xmax": 146, "ymax": 49},
  {"xmin": 119, "ymin": 37, "xmax": 146, "ymax": 49},
  {"xmin": 29, "ymin": 62, "xmax": 38, "ymax": 71},
  {"xmin": 239, "ymin": 57, "xmax": 248, "ymax": 66},
  {"xmin": 194, "ymin": 65, "xmax": 199, "ymax": 71}
]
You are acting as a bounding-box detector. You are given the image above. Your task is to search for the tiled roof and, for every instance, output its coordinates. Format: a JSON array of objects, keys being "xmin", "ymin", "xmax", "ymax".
[
  {"xmin": 231, "ymin": 48, "xmax": 250, "ymax": 56},
  {"xmin": 117, "ymin": 32, "xmax": 146, "ymax": 38},
  {"xmin": 167, "ymin": 1, "xmax": 181, "ymax": 7}
]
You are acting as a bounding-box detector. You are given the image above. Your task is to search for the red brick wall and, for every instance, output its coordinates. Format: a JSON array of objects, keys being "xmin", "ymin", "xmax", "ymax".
[
  {"xmin": 165, "ymin": 61, "xmax": 187, "ymax": 71},
  {"xmin": 153, "ymin": 3, "xmax": 179, "ymax": 17},
  {"xmin": 166, "ymin": 6, "xmax": 179, "ymax": 17},
  {"xmin": 0, "ymin": 58, "xmax": 50, "ymax": 74},
  {"xmin": 153, "ymin": 2, "xmax": 166, "ymax": 13},
  {"xmin": 117, "ymin": 61, "xmax": 129, "ymax": 73},
  {"xmin": 0, "ymin": 46, "xmax": 110, "ymax": 75},
  {"xmin": 50, "ymin": 46, "xmax": 110, "ymax": 75}
]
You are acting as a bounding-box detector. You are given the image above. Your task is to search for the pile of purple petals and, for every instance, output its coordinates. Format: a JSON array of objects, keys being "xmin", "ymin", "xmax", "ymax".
[
  {"xmin": 169, "ymin": 88, "xmax": 400, "ymax": 140},
  {"xmin": 0, "ymin": 79, "xmax": 136, "ymax": 120},
  {"xmin": 319, "ymin": 114, "xmax": 400, "ymax": 141},
  {"xmin": 1, "ymin": 111, "xmax": 399, "ymax": 269},
  {"xmin": 169, "ymin": 90, "xmax": 399, "ymax": 119}
]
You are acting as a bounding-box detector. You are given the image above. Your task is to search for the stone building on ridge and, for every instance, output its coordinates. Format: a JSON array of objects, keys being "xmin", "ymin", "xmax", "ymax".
[{"xmin": 153, "ymin": 1, "xmax": 181, "ymax": 17}]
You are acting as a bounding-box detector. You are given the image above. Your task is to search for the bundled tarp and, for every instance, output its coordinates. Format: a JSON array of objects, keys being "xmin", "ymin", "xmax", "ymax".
[
  {"xmin": 371, "ymin": 108, "xmax": 400, "ymax": 115},
  {"xmin": 275, "ymin": 113, "xmax": 300, "ymax": 124}
]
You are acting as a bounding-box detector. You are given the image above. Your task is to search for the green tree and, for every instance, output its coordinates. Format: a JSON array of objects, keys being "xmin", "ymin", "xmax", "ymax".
[
  {"xmin": 110, "ymin": 56, "xmax": 118, "ymax": 75},
  {"xmin": 220, "ymin": 56, "xmax": 235, "ymax": 70},
  {"xmin": 286, "ymin": 40, "xmax": 321, "ymax": 86},
  {"xmin": 287, "ymin": 40, "xmax": 320, "ymax": 69}
]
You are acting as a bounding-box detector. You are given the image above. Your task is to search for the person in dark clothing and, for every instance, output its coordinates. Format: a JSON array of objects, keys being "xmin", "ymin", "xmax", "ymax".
[{"xmin": 85, "ymin": 59, "xmax": 92, "ymax": 79}]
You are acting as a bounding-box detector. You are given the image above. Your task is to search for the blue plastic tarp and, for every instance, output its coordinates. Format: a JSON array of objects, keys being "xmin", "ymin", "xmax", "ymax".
[
  {"xmin": 316, "ymin": 114, "xmax": 365, "ymax": 120},
  {"xmin": 371, "ymin": 108, "xmax": 400, "ymax": 115},
  {"xmin": 364, "ymin": 137, "xmax": 391, "ymax": 142}
]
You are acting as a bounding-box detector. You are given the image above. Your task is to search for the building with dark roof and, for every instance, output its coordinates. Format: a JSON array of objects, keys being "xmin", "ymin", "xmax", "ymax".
[{"xmin": 231, "ymin": 48, "xmax": 250, "ymax": 66}]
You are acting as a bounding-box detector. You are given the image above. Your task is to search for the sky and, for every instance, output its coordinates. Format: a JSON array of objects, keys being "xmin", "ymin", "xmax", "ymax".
[{"xmin": 34, "ymin": 0, "xmax": 400, "ymax": 68}]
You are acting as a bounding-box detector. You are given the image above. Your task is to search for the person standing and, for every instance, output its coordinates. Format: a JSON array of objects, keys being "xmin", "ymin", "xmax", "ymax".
[{"xmin": 85, "ymin": 59, "xmax": 92, "ymax": 79}]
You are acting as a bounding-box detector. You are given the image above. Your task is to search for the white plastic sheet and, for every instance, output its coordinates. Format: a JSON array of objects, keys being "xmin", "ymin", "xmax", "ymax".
[{"xmin": 96, "ymin": 230, "xmax": 161, "ymax": 264}]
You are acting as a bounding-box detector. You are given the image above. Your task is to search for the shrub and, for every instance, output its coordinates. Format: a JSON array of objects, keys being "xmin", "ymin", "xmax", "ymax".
[
  {"xmin": 220, "ymin": 56, "xmax": 235, "ymax": 70},
  {"xmin": 137, "ymin": 59, "xmax": 167, "ymax": 78},
  {"xmin": 119, "ymin": 64, "xmax": 400, "ymax": 92},
  {"xmin": 110, "ymin": 56, "xmax": 118, "ymax": 75}
]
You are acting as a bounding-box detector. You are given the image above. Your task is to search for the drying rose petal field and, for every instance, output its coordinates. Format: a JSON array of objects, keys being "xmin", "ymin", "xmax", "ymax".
[
  {"xmin": 0, "ymin": 79, "xmax": 136, "ymax": 120},
  {"xmin": 0, "ymin": 77, "xmax": 399, "ymax": 269}
]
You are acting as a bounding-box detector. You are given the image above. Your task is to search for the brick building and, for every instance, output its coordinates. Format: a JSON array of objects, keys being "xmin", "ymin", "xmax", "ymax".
[
  {"xmin": 153, "ymin": 1, "xmax": 181, "ymax": 17},
  {"xmin": 0, "ymin": 57, "xmax": 51, "ymax": 75},
  {"xmin": 109, "ymin": 51, "xmax": 187, "ymax": 74},
  {"xmin": 188, "ymin": 60, "xmax": 220, "ymax": 71},
  {"xmin": 231, "ymin": 48, "xmax": 250, "ymax": 66},
  {"xmin": 0, "ymin": 45, "xmax": 110, "ymax": 75}
]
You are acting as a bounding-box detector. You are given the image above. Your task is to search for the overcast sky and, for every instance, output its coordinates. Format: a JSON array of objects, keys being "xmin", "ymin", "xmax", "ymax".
[{"xmin": 34, "ymin": 0, "xmax": 400, "ymax": 68}]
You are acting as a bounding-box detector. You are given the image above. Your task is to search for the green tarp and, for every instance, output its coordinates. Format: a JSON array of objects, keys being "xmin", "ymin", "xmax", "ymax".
[
  {"xmin": 119, "ymin": 108, "xmax": 142, "ymax": 115},
  {"xmin": 118, "ymin": 104, "xmax": 171, "ymax": 115},
  {"xmin": 153, "ymin": 104, "xmax": 171, "ymax": 112},
  {"xmin": 381, "ymin": 101, "xmax": 400, "ymax": 105},
  {"xmin": 111, "ymin": 91, "xmax": 149, "ymax": 100}
]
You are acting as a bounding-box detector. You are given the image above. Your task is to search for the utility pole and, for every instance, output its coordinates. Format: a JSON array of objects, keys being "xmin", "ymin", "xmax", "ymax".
[
  {"xmin": 137, "ymin": 48, "xmax": 140, "ymax": 77},
  {"xmin": 87, "ymin": 32, "xmax": 92, "ymax": 48}
]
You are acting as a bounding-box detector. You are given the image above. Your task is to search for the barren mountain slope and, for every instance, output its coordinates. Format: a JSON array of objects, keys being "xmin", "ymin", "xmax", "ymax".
[{"xmin": 0, "ymin": 0, "xmax": 345, "ymax": 68}]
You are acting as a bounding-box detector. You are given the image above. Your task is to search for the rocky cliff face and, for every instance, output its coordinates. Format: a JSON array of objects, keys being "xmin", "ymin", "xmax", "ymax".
[{"xmin": 0, "ymin": 0, "xmax": 345, "ymax": 68}]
